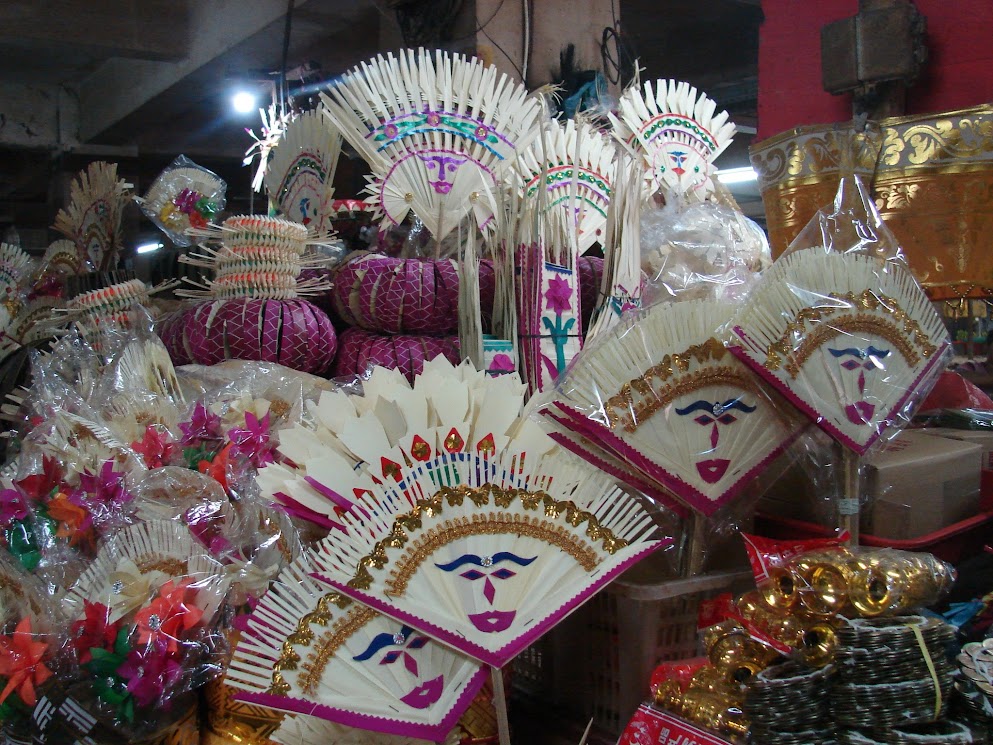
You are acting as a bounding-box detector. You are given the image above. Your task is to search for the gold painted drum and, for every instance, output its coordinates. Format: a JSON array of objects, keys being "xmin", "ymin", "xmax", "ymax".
[{"xmin": 750, "ymin": 104, "xmax": 993, "ymax": 298}]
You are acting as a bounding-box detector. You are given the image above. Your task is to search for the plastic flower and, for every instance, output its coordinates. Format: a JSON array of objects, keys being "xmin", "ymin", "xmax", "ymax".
[
  {"xmin": 198, "ymin": 442, "xmax": 233, "ymax": 492},
  {"xmin": 86, "ymin": 628, "xmax": 133, "ymax": 722},
  {"xmin": 178, "ymin": 402, "xmax": 222, "ymax": 446},
  {"xmin": 0, "ymin": 489, "xmax": 28, "ymax": 529},
  {"xmin": 134, "ymin": 578, "xmax": 204, "ymax": 653},
  {"xmin": 107, "ymin": 559, "xmax": 166, "ymax": 622},
  {"xmin": 489, "ymin": 354, "xmax": 516, "ymax": 374},
  {"xmin": 72, "ymin": 460, "xmax": 134, "ymax": 525},
  {"xmin": 71, "ymin": 601, "xmax": 122, "ymax": 664},
  {"xmin": 0, "ymin": 618, "xmax": 52, "ymax": 707},
  {"xmin": 46, "ymin": 491, "xmax": 92, "ymax": 546},
  {"xmin": 15, "ymin": 455, "xmax": 62, "ymax": 501},
  {"xmin": 228, "ymin": 411, "xmax": 274, "ymax": 468},
  {"xmin": 544, "ymin": 274, "xmax": 573, "ymax": 315},
  {"xmin": 131, "ymin": 425, "xmax": 177, "ymax": 469},
  {"xmin": 117, "ymin": 639, "xmax": 182, "ymax": 709}
]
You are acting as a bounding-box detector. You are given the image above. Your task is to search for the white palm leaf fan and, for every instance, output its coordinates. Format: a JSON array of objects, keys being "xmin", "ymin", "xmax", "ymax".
[
  {"xmin": 730, "ymin": 251, "xmax": 950, "ymax": 455},
  {"xmin": 0, "ymin": 242, "xmax": 31, "ymax": 334},
  {"xmin": 63, "ymin": 520, "xmax": 225, "ymax": 622},
  {"xmin": 259, "ymin": 357, "xmax": 560, "ymax": 527},
  {"xmin": 536, "ymin": 298, "xmax": 804, "ymax": 516},
  {"xmin": 310, "ymin": 449, "xmax": 666, "ymax": 668},
  {"xmin": 273, "ymin": 712, "xmax": 460, "ymax": 745},
  {"xmin": 265, "ymin": 110, "xmax": 343, "ymax": 237},
  {"xmin": 586, "ymin": 151, "xmax": 645, "ymax": 341},
  {"xmin": 320, "ymin": 48, "xmax": 543, "ymax": 248},
  {"xmin": 515, "ymin": 118, "xmax": 616, "ymax": 254},
  {"xmin": 227, "ymin": 555, "xmax": 486, "ymax": 741},
  {"xmin": 610, "ymin": 79, "xmax": 735, "ymax": 202},
  {"xmin": 52, "ymin": 161, "xmax": 132, "ymax": 272}
]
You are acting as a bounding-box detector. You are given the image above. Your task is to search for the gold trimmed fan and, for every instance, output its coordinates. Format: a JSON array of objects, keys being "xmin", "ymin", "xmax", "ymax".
[{"xmin": 52, "ymin": 162, "xmax": 132, "ymax": 272}]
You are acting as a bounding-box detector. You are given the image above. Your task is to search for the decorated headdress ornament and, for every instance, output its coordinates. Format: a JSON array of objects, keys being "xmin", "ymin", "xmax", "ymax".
[
  {"xmin": 536, "ymin": 298, "xmax": 804, "ymax": 517},
  {"xmin": 610, "ymin": 79, "xmax": 735, "ymax": 202},
  {"xmin": 52, "ymin": 161, "xmax": 133, "ymax": 272},
  {"xmin": 264, "ymin": 110, "xmax": 343, "ymax": 238},
  {"xmin": 320, "ymin": 48, "xmax": 543, "ymax": 246}
]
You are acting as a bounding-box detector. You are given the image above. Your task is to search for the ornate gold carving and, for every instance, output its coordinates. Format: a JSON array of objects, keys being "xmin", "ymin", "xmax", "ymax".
[
  {"xmin": 137, "ymin": 558, "xmax": 188, "ymax": 576},
  {"xmin": 297, "ymin": 605, "xmax": 377, "ymax": 696},
  {"xmin": 270, "ymin": 592, "xmax": 351, "ymax": 696}
]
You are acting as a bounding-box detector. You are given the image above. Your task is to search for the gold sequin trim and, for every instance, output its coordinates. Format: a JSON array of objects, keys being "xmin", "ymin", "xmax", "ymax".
[
  {"xmin": 297, "ymin": 605, "xmax": 377, "ymax": 696},
  {"xmin": 137, "ymin": 558, "xmax": 188, "ymax": 576},
  {"xmin": 269, "ymin": 592, "xmax": 351, "ymax": 696},
  {"xmin": 783, "ymin": 315, "xmax": 919, "ymax": 378},
  {"xmin": 343, "ymin": 484, "xmax": 632, "ymax": 593},
  {"xmin": 764, "ymin": 291, "xmax": 937, "ymax": 374}
]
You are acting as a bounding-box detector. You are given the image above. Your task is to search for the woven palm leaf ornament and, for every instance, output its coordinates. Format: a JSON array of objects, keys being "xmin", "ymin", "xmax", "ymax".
[
  {"xmin": 320, "ymin": 48, "xmax": 543, "ymax": 248},
  {"xmin": 53, "ymin": 161, "xmax": 132, "ymax": 272},
  {"xmin": 256, "ymin": 358, "xmax": 558, "ymax": 528},
  {"xmin": 730, "ymin": 250, "xmax": 950, "ymax": 455},
  {"xmin": 536, "ymin": 298, "xmax": 803, "ymax": 516},
  {"xmin": 264, "ymin": 111, "xmax": 343, "ymax": 237},
  {"xmin": 227, "ymin": 556, "xmax": 487, "ymax": 741},
  {"xmin": 610, "ymin": 79, "xmax": 735, "ymax": 202}
]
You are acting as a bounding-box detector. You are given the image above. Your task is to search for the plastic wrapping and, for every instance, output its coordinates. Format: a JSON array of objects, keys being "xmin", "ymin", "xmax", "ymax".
[
  {"xmin": 640, "ymin": 200, "xmax": 770, "ymax": 306},
  {"xmin": 139, "ymin": 155, "xmax": 227, "ymax": 247},
  {"xmin": 730, "ymin": 165, "xmax": 952, "ymax": 458}
]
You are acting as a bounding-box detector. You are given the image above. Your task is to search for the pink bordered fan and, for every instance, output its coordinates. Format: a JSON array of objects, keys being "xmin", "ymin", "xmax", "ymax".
[
  {"xmin": 320, "ymin": 48, "xmax": 543, "ymax": 244},
  {"xmin": 536, "ymin": 298, "xmax": 804, "ymax": 516},
  {"xmin": 730, "ymin": 250, "xmax": 950, "ymax": 454},
  {"xmin": 610, "ymin": 79, "xmax": 735, "ymax": 202},
  {"xmin": 53, "ymin": 161, "xmax": 132, "ymax": 272},
  {"xmin": 226, "ymin": 555, "xmax": 486, "ymax": 742},
  {"xmin": 272, "ymin": 713, "xmax": 459, "ymax": 745},
  {"xmin": 264, "ymin": 110, "xmax": 343, "ymax": 237}
]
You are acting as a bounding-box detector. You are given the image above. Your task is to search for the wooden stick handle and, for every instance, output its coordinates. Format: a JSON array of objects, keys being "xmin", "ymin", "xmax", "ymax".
[
  {"xmin": 840, "ymin": 445, "xmax": 861, "ymax": 547},
  {"xmin": 491, "ymin": 666, "xmax": 512, "ymax": 745}
]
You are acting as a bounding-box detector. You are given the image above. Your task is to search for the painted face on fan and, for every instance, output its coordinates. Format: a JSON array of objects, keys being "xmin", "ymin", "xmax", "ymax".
[
  {"xmin": 352, "ymin": 625, "xmax": 442, "ymax": 709},
  {"xmin": 828, "ymin": 346, "xmax": 891, "ymax": 425},
  {"xmin": 674, "ymin": 397, "xmax": 757, "ymax": 484},
  {"xmin": 435, "ymin": 552, "xmax": 537, "ymax": 634},
  {"xmin": 417, "ymin": 152, "xmax": 468, "ymax": 195}
]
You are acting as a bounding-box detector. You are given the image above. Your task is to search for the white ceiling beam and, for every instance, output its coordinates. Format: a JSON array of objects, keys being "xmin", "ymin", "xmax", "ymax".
[{"xmin": 76, "ymin": 0, "xmax": 316, "ymax": 143}]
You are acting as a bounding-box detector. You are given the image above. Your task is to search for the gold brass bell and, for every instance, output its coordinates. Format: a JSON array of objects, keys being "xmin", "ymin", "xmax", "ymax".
[
  {"xmin": 798, "ymin": 622, "xmax": 837, "ymax": 667},
  {"xmin": 760, "ymin": 568, "xmax": 798, "ymax": 611}
]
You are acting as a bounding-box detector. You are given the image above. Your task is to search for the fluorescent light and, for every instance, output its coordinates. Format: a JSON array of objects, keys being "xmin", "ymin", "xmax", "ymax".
[
  {"xmin": 231, "ymin": 90, "xmax": 257, "ymax": 114},
  {"xmin": 716, "ymin": 166, "xmax": 758, "ymax": 184},
  {"xmin": 136, "ymin": 241, "xmax": 163, "ymax": 254}
]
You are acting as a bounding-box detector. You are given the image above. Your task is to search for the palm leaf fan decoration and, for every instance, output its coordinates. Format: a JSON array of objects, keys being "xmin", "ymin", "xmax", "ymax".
[
  {"xmin": 257, "ymin": 358, "xmax": 559, "ymax": 529},
  {"xmin": 226, "ymin": 555, "xmax": 486, "ymax": 741},
  {"xmin": 535, "ymin": 298, "xmax": 805, "ymax": 516},
  {"xmin": 320, "ymin": 48, "xmax": 543, "ymax": 246},
  {"xmin": 730, "ymin": 251, "xmax": 950, "ymax": 454},
  {"xmin": 514, "ymin": 118, "xmax": 616, "ymax": 254},
  {"xmin": 310, "ymin": 449, "xmax": 666, "ymax": 668},
  {"xmin": 610, "ymin": 79, "xmax": 735, "ymax": 202},
  {"xmin": 53, "ymin": 161, "xmax": 132, "ymax": 272},
  {"xmin": 272, "ymin": 710, "xmax": 461, "ymax": 744},
  {"xmin": 265, "ymin": 110, "xmax": 343, "ymax": 237},
  {"xmin": 0, "ymin": 242, "xmax": 31, "ymax": 337}
]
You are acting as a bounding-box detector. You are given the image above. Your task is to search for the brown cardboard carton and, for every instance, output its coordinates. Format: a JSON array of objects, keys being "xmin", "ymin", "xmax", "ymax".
[
  {"xmin": 863, "ymin": 430, "xmax": 982, "ymax": 540},
  {"xmin": 919, "ymin": 427, "xmax": 993, "ymax": 470}
]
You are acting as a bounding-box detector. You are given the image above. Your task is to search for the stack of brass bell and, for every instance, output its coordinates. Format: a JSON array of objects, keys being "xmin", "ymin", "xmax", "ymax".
[
  {"xmin": 744, "ymin": 660, "xmax": 836, "ymax": 745},
  {"xmin": 833, "ymin": 615, "xmax": 956, "ymax": 737},
  {"xmin": 954, "ymin": 639, "xmax": 993, "ymax": 742},
  {"xmin": 838, "ymin": 720, "xmax": 977, "ymax": 744}
]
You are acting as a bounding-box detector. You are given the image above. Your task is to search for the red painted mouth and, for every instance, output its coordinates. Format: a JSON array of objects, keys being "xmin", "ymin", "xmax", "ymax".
[
  {"xmin": 468, "ymin": 609, "xmax": 517, "ymax": 634},
  {"xmin": 399, "ymin": 674, "xmax": 444, "ymax": 709},
  {"xmin": 696, "ymin": 459, "xmax": 731, "ymax": 484},
  {"xmin": 845, "ymin": 401, "xmax": 876, "ymax": 425},
  {"xmin": 428, "ymin": 180, "xmax": 454, "ymax": 195}
]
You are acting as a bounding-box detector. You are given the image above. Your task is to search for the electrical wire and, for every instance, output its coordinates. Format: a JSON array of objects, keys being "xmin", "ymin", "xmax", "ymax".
[
  {"xmin": 279, "ymin": 0, "xmax": 295, "ymax": 112},
  {"xmin": 521, "ymin": 0, "xmax": 531, "ymax": 82}
]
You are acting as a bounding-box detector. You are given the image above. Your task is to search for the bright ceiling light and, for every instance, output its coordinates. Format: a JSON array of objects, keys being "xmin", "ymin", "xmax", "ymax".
[
  {"xmin": 136, "ymin": 241, "xmax": 163, "ymax": 254},
  {"xmin": 716, "ymin": 167, "xmax": 758, "ymax": 185},
  {"xmin": 231, "ymin": 90, "xmax": 257, "ymax": 115}
]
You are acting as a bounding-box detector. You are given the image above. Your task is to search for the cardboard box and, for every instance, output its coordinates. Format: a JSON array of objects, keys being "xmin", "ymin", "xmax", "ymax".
[
  {"xmin": 755, "ymin": 453, "xmax": 835, "ymax": 526},
  {"xmin": 919, "ymin": 427, "xmax": 993, "ymax": 470},
  {"xmin": 863, "ymin": 429, "xmax": 982, "ymax": 540}
]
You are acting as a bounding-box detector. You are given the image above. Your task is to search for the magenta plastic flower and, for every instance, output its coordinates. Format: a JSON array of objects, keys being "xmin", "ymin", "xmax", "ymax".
[
  {"xmin": 544, "ymin": 274, "xmax": 573, "ymax": 315},
  {"xmin": 116, "ymin": 639, "xmax": 182, "ymax": 709},
  {"xmin": 489, "ymin": 354, "xmax": 516, "ymax": 373},
  {"xmin": 228, "ymin": 411, "xmax": 274, "ymax": 468},
  {"xmin": 73, "ymin": 460, "xmax": 134, "ymax": 519},
  {"xmin": 0, "ymin": 489, "xmax": 29, "ymax": 528},
  {"xmin": 131, "ymin": 425, "xmax": 178, "ymax": 469},
  {"xmin": 178, "ymin": 402, "xmax": 222, "ymax": 446}
]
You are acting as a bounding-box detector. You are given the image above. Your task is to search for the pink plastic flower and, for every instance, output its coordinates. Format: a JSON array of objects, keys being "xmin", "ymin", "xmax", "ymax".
[
  {"xmin": 71, "ymin": 601, "xmax": 121, "ymax": 664},
  {"xmin": 544, "ymin": 274, "xmax": 573, "ymax": 315},
  {"xmin": 178, "ymin": 402, "xmax": 222, "ymax": 446},
  {"xmin": 131, "ymin": 425, "xmax": 178, "ymax": 469},
  {"xmin": 73, "ymin": 460, "xmax": 134, "ymax": 517},
  {"xmin": 0, "ymin": 489, "xmax": 29, "ymax": 528},
  {"xmin": 116, "ymin": 639, "xmax": 182, "ymax": 709},
  {"xmin": 228, "ymin": 411, "xmax": 274, "ymax": 468}
]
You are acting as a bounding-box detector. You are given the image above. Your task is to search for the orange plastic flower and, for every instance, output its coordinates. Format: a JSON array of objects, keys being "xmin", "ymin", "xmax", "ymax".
[
  {"xmin": 0, "ymin": 618, "xmax": 52, "ymax": 707},
  {"xmin": 134, "ymin": 578, "xmax": 204, "ymax": 653},
  {"xmin": 46, "ymin": 492, "xmax": 92, "ymax": 547},
  {"xmin": 198, "ymin": 442, "xmax": 233, "ymax": 492}
]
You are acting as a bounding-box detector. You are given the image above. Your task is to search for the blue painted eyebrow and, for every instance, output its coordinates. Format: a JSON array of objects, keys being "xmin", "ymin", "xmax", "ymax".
[
  {"xmin": 434, "ymin": 552, "xmax": 538, "ymax": 572},
  {"xmin": 674, "ymin": 398, "xmax": 757, "ymax": 416},
  {"xmin": 828, "ymin": 347, "xmax": 891, "ymax": 359},
  {"xmin": 352, "ymin": 625, "xmax": 414, "ymax": 661}
]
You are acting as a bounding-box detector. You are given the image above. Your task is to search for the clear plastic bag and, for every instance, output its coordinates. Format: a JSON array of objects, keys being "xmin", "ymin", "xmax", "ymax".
[{"xmin": 138, "ymin": 155, "xmax": 227, "ymax": 247}]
